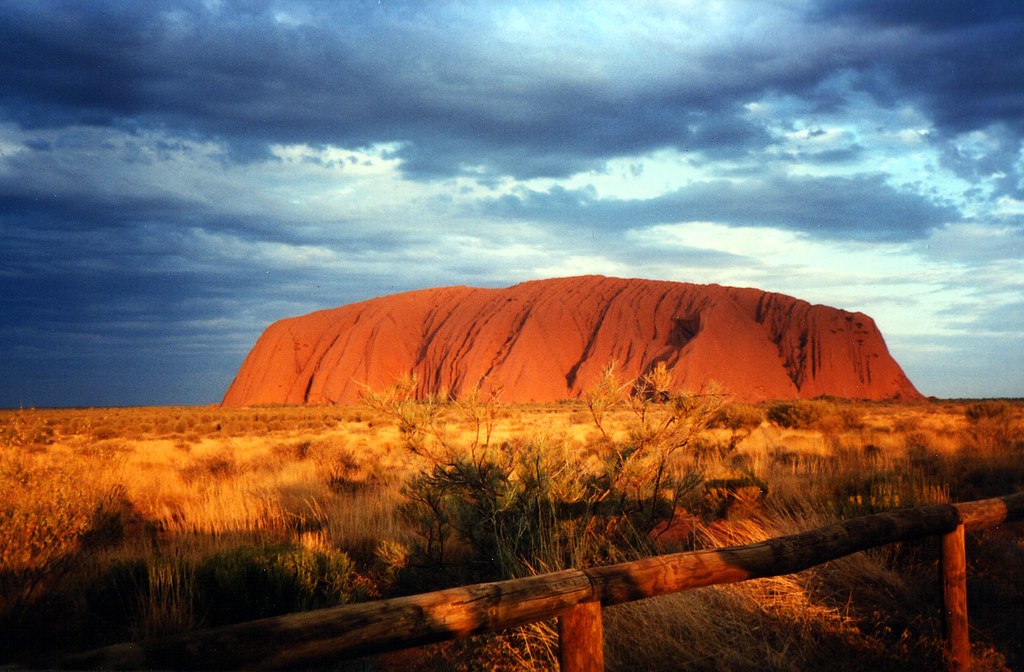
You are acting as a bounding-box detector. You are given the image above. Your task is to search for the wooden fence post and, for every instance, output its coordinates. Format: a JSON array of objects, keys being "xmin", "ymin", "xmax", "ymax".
[
  {"xmin": 558, "ymin": 600, "xmax": 604, "ymax": 672},
  {"xmin": 942, "ymin": 522, "xmax": 969, "ymax": 672}
]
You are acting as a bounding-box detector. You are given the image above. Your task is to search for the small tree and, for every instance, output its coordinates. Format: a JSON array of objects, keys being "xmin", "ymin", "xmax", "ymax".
[
  {"xmin": 362, "ymin": 375, "xmax": 530, "ymax": 579},
  {"xmin": 583, "ymin": 362, "xmax": 720, "ymax": 539},
  {"xmin": 361, "ymin": 373, "xmax": 502, "ymax": 467},
  {"xmin": 364, "ymin": 364, "xmax": 721, "ymax": 582}
]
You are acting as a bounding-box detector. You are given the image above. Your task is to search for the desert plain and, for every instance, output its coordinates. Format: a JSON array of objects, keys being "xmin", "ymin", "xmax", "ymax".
[{"xmin": 2, "ymin": 391, "xmax": 1023, "ymax": 670}]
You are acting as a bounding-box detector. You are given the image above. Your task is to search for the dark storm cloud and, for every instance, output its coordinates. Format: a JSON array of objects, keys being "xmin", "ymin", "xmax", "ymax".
[
  {"xmin": 814, "ymin": 0, "xmax": 1024, "ymax": 135},
  {"xmin": 0, "ymin": 180, "xmax": 361, "ymax": 406},
  {"xmin": 0, "ymin": 208, "xmax": 400, "ymax": 407},
  {"xmin": 1, "ymin": 0, "xmax": 1019, "ymax": 185},
  {"xmin": 818, "ymin": 0, "xmax": 1023, "ymax": 33},
  {"xmin": 0, "ymin": 256, "xmax": 245, "ymax": 407},
  {"xmin": 1, "ymin": 2, "xmax": 619, "ymax": 177},
  {"xmin": 486, "ymin": 174, "xmax": 960, "ymax": 242},
  {"xmin": 0, "ymin": 2, "xmax": 833, "ymax": 180}
]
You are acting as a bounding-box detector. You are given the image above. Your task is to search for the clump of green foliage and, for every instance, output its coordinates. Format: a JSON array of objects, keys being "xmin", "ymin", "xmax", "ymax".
[
  {"xmin": 964, "ymin": 401, "xmax": 1021, "ymax": 455},
  {"xmin": 88, "ymin": 544, "xmax": 369, "ymax": 641},
  {"xmin": 363, "ymin": 364, "xmax": 722, "ymax": 585},
  {"xmin": 766, "ymin": 398, "xmax": 862, "ymax": 434},
  {"xmin": 709, "ymin": 403, "xmax": 764, "ymax": 454}
]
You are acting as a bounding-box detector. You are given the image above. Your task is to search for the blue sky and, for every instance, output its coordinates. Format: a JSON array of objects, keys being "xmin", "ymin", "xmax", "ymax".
[{"xmin": 1, "ymin": 1, "xmax": 1022, "ymax": 407}]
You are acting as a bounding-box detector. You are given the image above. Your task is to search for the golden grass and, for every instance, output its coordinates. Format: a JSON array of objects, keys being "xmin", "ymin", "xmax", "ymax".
[{"xmin": 1, "ymin": 398, "xmax": 1022, "ymax": 669}]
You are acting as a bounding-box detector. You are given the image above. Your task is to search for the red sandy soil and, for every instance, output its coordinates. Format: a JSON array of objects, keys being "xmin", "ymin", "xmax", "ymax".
[{"xmin": 222, "ymin": 275, "xmax": 922, "ymax": 405}]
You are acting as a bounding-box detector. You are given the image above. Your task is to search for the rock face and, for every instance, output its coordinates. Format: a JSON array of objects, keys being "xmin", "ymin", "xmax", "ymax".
[{"xmin": 222, "ymin": 276, "xmax": 922, "ymax": 405}]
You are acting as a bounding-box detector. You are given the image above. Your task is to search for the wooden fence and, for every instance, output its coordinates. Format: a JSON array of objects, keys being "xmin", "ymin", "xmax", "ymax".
[{"xmin": 61, "ymin": 492, "xmax": 1024, "ymax": 672}]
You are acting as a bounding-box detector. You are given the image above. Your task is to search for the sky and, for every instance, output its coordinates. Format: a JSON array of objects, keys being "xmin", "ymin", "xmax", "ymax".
[{"xmin": 1, "ymin": 1, "xmax": 1022, "ymax": 407}]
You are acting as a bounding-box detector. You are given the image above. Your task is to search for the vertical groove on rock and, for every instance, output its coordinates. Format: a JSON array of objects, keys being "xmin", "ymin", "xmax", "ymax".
[{"xmin": 564, "ymin": 282, "xmax": 628, "ymax": 390}]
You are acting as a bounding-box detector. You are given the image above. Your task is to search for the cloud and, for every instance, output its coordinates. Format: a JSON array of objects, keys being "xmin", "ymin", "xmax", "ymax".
[
  {"xmin": 940, "ymin": 124, "xmax": 1024, "ymax": 199},
  {"xmin": 4, "ymin": 1, "xmax": 1018, "ymax": 190},
  {"xmin": 812, "ymin": 1, "xmax": 1024, "ymax": 133},
  {"xmin": 0, "ymin": 1, "xmax": 929, "ymax": 181},
  {"xmin": 485, "ymin": 173, "xmax": 960, "ymax": 241}
]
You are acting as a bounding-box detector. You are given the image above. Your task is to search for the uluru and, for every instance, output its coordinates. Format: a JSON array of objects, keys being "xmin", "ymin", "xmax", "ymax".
[{"xmin": 222, "ymin": 276, "xmax": 922, "ymax": 406}]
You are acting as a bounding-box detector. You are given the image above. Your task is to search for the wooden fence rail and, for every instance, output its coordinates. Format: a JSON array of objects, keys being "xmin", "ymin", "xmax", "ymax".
[{"xmin": 60, "ymin": 492, "xmax": 1024, "ymax": 671}]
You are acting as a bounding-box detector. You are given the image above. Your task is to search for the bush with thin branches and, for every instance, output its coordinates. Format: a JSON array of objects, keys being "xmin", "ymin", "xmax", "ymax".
[{"xmin": 364, "ymin": 364, "xmax": 722, "ymax": 584}]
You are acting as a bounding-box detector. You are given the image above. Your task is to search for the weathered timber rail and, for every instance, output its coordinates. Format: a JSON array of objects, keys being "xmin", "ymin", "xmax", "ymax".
[{"xmin": 59, "ymin": 492, "xmax": 1024, "ymax": 672}]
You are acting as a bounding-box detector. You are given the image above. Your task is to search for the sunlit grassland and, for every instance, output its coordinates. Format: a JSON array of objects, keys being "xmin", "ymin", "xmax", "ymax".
[{"xmin": 2, "ymin": 397, "xmax": 1023, "ymax": 670}]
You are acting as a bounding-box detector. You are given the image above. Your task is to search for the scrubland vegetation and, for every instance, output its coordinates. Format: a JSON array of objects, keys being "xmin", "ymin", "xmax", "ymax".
[{"xmin": 2, "ymin": 378, "xmax": 1023, "ymax": 670}]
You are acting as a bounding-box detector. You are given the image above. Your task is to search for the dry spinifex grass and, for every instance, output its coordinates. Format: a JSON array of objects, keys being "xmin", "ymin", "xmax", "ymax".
[{"xmin": 1, "ymin": 398, "xmax": 1022, "ymax": 669}]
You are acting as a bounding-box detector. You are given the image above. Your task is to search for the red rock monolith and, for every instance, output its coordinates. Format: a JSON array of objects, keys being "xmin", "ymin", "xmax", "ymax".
[{"xmin": 222, "ymin": 276, "xmax": 922, "ymax": 405}]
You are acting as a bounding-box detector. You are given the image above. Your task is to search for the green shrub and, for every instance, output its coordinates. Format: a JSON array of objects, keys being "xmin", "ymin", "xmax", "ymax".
[
  {"xmin": 702, "ymin": 475, "xmax": 769, "ymax": 519},
  {"xmin": 766, "ymin": 399, "xmax": 862, "ymax": 433},
  {"xmin": 86, "ymin": 558, "xmax": 150, "ymax": 638},
  {"xmin": 193, "ymin": 545, "xmax": 363, "ymax": 624},
  {"xmin": 710, "ymin": 403, "xmax": 764, "ymax": 453},
  {"xmin": 711, "ymin": 403, "xmax": 764, "ymax": 431},
  {"xmin": 964, "ymin": 401, "xmax": 1019, "ymax": 454},
  {"xmin": 766, "ymin": 400, "xmax": 823, "ymax": 429},
  {"xmin": 86, "ymin": 544, "xmax": 366, "ymax": 640},
  {"xmin": 369, "ymin": 364, "xmax": 718, "ymax": 585},
  {"xmin": 1, "ymin": 412, "xmax": 55, "ymax": 449},
  {"xmin": 829, "ymin": 469, "xmax": 948, "ymax": 518}
]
